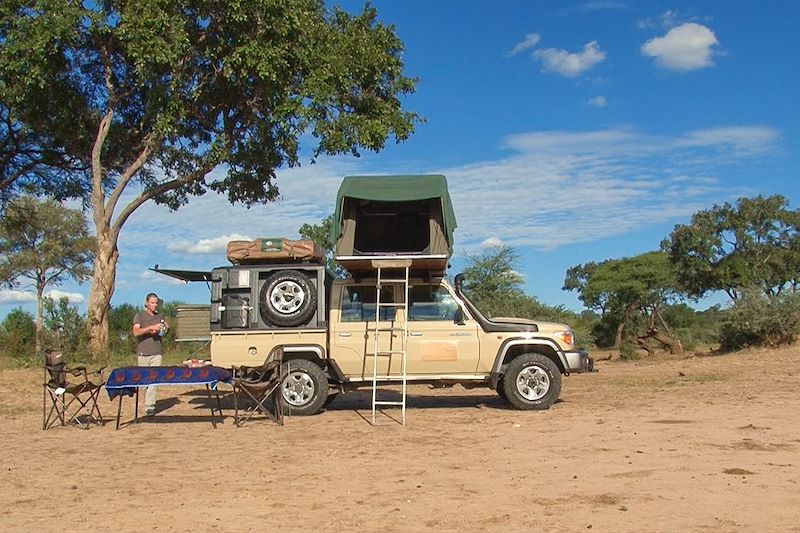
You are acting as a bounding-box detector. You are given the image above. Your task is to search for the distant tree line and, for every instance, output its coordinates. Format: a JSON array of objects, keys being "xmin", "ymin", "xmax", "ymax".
[{"xmin": 0, "ymin": 297, "xmax": 187, "ymax": 365}]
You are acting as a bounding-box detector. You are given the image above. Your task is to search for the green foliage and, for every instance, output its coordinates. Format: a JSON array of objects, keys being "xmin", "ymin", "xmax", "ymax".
[
  {"xmin": 0, "ymin": 196, "xmax": 93, "ymax": 287},
  {"xmin": 719, "ymin": 288, "xmax": 800, "ymax": 350},
  {"xmin": 564, "ymin": 251, "xmax": 681, "ymax": 314},
  {"xmin": 564, "ymin": 251, "xmax": 684, "ymax": 348},
  {"xmin": 619, "ymin": 340, "xmax": 640, "ymax": 361},
  {"xmin": 108, "ymin": 303, "xmax": 138, "ymax": 355},
  {"xmin": 42, "ymin": 296, "xmax": 87, "ymax": 356},
  {"xmin": 459, "ymin": 245, "xmax": 591, "ymax": 344},
  {"xmin": 664, "ymin": 195, "xmax": 800, "ymax": 301},
  {"xmin": 0, "ymin": 1, "xmax": 420, "ymax": 208},
  {"xmin": 0, "ymin": 307, "xmax": 35, "ymax": 359},
  {"xmin": 299, "ymin": 213, "xmax": 346, "ymax": 277},
  {"xmin": 461, "ymin": 245, "xmax": 525, "ymax": 308},
  {"xmin": 0, "ymin": 195, "xmax": 93, "ymax": 351},
  {"xmin": 661, "ymin": 304, "xmax": 724, "ymax": 350}
]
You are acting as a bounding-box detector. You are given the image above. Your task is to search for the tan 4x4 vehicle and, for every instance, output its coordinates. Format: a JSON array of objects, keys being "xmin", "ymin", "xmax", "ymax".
[
  {"xmin": 164, "ymin": 174, "xmax": 593, "ymax": 415},
  {"xmin": 173, "ymin": 265, "xmax": 593, "ymax": 415}
]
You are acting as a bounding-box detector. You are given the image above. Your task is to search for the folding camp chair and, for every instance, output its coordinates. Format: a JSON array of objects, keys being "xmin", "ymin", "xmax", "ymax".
[
  {"xmin": 43, "ymin": 351, "xmax": 106, "ymax": 430},
  {"xmin": 232, "ymin": 348, "xmax": 284, "ymax": 427}
]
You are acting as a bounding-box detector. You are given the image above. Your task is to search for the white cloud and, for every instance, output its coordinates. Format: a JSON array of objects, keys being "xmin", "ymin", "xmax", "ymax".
[
  {"xmin": 508, "ymin": 33, "xmax": 541, "ymax": 56},
  {"xmin": 587, "ymin": 95, "xmax": 608, "ymax": 107},
  {"xmin": 0, "ymin": 290, "xmax": 36, "ymax": 304},
  {"xmin": 45, "ymin": 290, "xmax": 85, "ymax": 303},
  {"xmin": 676, "ymin": 126, "xmax": 778, "ymax": 155},
  {"xmin": 641, "ymin": 23, "xmax": 719, "ymax": 71},
  {"xmin": 167, "ymin": 233, "xmax": 254, "ymax": 254},
  {"xmin": 440, "ymin": 125, "xmax": 779, "ymax": 251},
  {"xmin": 502, "ymin": 126, "xmax": 775, "ymax": 157},
  {"xmin": 533, "ymin": 41, "xmax": 606, "ymax": 77},
  {"xmin": 480, "ymin": 237, "xmax": 505, "ymax": 249}
]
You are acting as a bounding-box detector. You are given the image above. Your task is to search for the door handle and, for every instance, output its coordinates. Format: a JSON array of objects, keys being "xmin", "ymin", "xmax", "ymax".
[
  {"xmin": 338, "ymin": 332, "xmax": 351, "ymax": 337},
  {"xmin": 409, "ymin": 332, "xmax": 423, "ymax": 336}
]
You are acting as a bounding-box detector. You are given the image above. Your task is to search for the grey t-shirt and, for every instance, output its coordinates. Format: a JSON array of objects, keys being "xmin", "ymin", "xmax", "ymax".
[{"xmin": 133, "ymin": 310, "xmax": 163, "ymax": 356}]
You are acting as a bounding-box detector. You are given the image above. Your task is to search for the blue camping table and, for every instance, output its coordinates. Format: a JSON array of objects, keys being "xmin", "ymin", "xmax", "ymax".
[{"xmin": 106, "ymin": 366, "xmax": 231, "ymax": 429}]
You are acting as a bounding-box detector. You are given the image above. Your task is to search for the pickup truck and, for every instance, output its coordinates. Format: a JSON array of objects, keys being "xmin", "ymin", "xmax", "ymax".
[
  {"xmin": 164, "ymin": 174, "xmax": 592, "ymax": 415},
  {"xmin": 191, "ymin": 265, "xmax": 593, "ymax": 415}
]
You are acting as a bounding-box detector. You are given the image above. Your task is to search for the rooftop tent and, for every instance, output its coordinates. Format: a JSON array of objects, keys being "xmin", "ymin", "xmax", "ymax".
[{"xmin": 333, "ymin": 175, "xmax": 457, "ymax": 274}]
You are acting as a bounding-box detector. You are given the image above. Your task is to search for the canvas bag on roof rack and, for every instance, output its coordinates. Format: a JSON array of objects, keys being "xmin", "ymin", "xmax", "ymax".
[{"xmin": 226, "ymin": 238, "xmax": 325, "ymax": 265}]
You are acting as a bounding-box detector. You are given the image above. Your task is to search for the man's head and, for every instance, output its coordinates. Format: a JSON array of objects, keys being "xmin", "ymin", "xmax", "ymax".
[{"xmin": 145, "ymin": 293, "xmax": 159, "ymax": 313}]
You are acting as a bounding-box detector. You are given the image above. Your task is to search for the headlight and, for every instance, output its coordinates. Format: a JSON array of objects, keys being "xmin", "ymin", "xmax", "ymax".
[{"xmin": 557, "ymin": 330, "xmax": 575, "ymax": 348}]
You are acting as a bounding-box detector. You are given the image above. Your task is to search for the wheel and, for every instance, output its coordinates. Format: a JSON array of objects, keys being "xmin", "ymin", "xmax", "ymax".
[
  {"xmin": 280, "ymin": 359, "xmax": 328, "ymax": 415},
  {"xmin": 501, "ymin": 353, "xmax": 562, "ymax": 410},
  {"xmin": 496, "ymin": 378, "xmax": 509, "ymax": 403},
  {"xmin": 259, "ymin": 270, "xmax": 317, "ymax": 327}
]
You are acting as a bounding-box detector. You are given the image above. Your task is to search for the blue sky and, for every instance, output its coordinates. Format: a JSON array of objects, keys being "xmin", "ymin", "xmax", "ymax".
[{"xmin": 2, "ymin": 0, "xmax": 799, "ymax": 317}]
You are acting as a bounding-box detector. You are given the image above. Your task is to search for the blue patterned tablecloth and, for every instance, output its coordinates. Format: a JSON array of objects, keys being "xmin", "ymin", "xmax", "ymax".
[{"xmin": 105, "ymin": 366, "xmax": 231, "ymax": 400}]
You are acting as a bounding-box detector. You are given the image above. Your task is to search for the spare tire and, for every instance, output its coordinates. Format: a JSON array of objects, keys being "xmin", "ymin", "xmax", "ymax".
[{"xmin": 259, "ymin": 270, "xmax": 317, "ymax": 327}]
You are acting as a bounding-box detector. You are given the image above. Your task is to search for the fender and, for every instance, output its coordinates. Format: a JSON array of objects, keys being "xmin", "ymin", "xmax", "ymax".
[
  {"xmin": 283, "ymin": 344, "xmax": 325, "ymax": 359},
  {"xmin": 489, "ymin": 337, "xmax": 568, "ymax": 389}
]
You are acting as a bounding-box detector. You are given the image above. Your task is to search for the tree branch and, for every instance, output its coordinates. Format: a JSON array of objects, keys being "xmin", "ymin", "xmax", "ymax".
[{"xmin": 110, "ymin": 158, "xmax": 219, "ymax": 242}]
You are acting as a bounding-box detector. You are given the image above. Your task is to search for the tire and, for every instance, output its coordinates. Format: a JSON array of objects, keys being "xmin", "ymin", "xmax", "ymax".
[
  {"xmin": 496, "ymin": 378, "xmax": 509, "ymax": 403},
  {"xmin": 501, "ymin": 353, "xmax": 562, "ymax": 410},
  {"xmin": 260, "ymin": 270, "xmax": 317, "ymax": 327},
  {"xmin": 280, "ymin": 359, "xmax": 328, "ymax": 416}
]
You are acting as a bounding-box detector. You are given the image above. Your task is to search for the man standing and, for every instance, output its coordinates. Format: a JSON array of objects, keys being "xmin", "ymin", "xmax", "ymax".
[{"xmin": 132, "ymin": 293, "xmax": 168, "ymax": 416}]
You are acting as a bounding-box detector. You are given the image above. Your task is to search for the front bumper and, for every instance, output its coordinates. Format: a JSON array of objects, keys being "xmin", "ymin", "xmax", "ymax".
[{"xmin": 563, "ymin": 349, "xmax": 594, "ymax": 373}]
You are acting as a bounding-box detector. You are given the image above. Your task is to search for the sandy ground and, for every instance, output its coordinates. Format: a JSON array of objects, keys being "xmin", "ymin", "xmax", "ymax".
[{"xmin": 1, "ymin": 347, "xmax": 799, "ymax": 533}]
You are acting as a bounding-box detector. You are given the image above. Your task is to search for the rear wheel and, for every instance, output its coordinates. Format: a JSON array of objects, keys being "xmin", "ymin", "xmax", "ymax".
[
  {"xmin": 502, "ymin": 353, "xmax": 562, "ymax": 410},
  {"xmin": 280, "ymin": 359, "xmax": 328, "ymax": 415}
]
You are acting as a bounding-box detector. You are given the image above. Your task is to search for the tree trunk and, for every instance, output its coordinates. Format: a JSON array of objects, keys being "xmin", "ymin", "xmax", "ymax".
[
  {"xmin": 612, "ymin": 304, "xmax": 635, "ymax": 360},
  {"xmin": 637, "ymin": 327, "xmax": 684, "ymax": 356},
  {"xmin": 614, "ymin": 319, "xmax": 625, "ymax": 352},
  {"xmin": 86, "ymin": 235, "xmax": 119, "ymax": 359},
  {"xmin": 35, "ymin": 280, "xmax": 44, "ymax": 355}
]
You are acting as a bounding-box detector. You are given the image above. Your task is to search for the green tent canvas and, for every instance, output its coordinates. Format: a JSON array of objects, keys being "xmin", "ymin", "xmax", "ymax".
[{"xmin": 333, "ymin": 175, "xmax": 457, "ymax": 274}]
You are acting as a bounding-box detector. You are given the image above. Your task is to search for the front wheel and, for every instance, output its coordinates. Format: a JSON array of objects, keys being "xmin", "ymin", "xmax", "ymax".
[
  {"xmin": 502, "ymin": 353, "xmax": 562, "ymax": 410},
  {"xmin": 280, "ymin": 359, "xmax": 328, "ymax": 416}
]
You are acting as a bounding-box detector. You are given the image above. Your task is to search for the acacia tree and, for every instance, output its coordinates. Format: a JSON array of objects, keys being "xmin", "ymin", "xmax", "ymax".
[
  {"xmin": 0, "ymin": 1, "xmax": 420, "ymax": 355},
  {"xmin": 0, "ymin": 196, "xmax": 94, "ymax": 353},
  {"xmin": 564, "ymin": 251, "xmax": 684, "ymax": 357},
  {"xmin": 663, "ymin": 195, "xmax": 800, "ymax": 301},
  {"xmin": 464, "ymin": 245, "xmax": 525, "ymax": 302}
]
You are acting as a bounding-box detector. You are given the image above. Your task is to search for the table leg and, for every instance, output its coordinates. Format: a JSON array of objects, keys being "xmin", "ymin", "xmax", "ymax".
[
  {"xmin": 205, "ymin": 384, "xmax": 217, "ymax": 428},
  {"xmin": 115, "ymin": 395, "xmax": 123, "ymax": 430},
  {"xmin": 134, "ymin": 388, "xmax": 139, "ymax": 423}
]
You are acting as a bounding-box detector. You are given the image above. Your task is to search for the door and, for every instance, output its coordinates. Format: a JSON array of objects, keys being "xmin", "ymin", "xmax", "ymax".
[
  {"xmin": 331, "ymin": 283, "xmax": 404, "ymax": 379},
  {"xmin": 405, "ymin": 283, "xmax": 481, "ymax": 375}
]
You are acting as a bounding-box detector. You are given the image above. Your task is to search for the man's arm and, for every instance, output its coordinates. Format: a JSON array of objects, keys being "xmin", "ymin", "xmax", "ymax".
[{"xmin": 132, "ymin": 320, "xmax": 159, "ymax": 338}]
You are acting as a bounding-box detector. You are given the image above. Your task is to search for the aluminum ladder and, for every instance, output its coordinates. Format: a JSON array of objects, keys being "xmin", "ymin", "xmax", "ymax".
[{"xmin": 370, "ymin": 259, "xmax": 411, "ymax": 425}]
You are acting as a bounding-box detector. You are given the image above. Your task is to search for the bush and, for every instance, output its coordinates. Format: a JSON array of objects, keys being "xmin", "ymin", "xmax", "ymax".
[
  {"xmin": 43, "ymin": 297, "xmax": 88, "ymax": 357},
  {"xmin": 0, "ymin": 308, "xmax": 36, "ymax": 359},
  {"xmin": 619, "ymin": 340, "xmax": 640, "ymax": 360},
  {"xmin": 108, "ymin": 303, "xmax": 138, "ymax": 356},
  {"xmin": 719, "ymin": 288, "xmax": 800, "ymax": 350}
]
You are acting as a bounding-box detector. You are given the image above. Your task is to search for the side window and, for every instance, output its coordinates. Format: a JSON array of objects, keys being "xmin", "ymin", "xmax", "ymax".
[
  {"xmin": 340, "ymin": 285, "xmax": 397, "ymax": 322},
  {"xmin": 408, "ymin": 284, "xmax": 458, "ymax": 321}
]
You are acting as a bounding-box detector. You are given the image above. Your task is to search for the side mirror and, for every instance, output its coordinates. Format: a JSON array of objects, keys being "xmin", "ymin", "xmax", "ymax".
[{"xmin": 454, "ymin": 307, "xmax": 466, "ymax": 325}]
